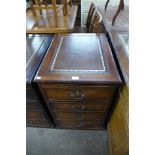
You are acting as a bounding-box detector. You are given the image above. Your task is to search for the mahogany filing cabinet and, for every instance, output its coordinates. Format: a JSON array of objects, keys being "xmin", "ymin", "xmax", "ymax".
[{"xmin": 34, "ymin": 33, "xmax": 122, "ymax": 129}]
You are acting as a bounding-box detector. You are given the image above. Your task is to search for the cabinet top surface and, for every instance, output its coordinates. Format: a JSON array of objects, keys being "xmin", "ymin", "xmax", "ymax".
[
  {"xmin": 34, "ymin": 34, "xmax": 121, "ymax": 84},
  {"xmin": 111, "ymin": 32, "xmax": 129, "ymax": 86},
  {"xmin": 26, "ymin": 35, "xmax": 47, "ymax": 66},
  {"xmin": 26, "ymin": 34, "xmax": 53, "ymax": 83}
]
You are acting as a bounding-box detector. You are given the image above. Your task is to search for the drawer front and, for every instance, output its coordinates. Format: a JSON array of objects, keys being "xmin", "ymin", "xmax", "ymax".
[
  {"xmin": 40, "ymin": 84, "xmax": 116, "ymax": 101},
  {"xmin": 48, "ymin": 101, "xmax": 111, "ymax": 111},
  {"xmin": 26, "ymin": 87, "xmax": 37, "ymax": 100},
  {"xmin": 56, "ymin": 120, "xmax": 104, "ymax": 128},
  {"xmin": 27, "ymin": 119, "xmax": 51, "ymax": 127},
  {"xmin": 52, "ymin": 111, "xmax": 107, "ymax": 121},
  {"xmin": 26, "ymin": 100, "xmax": 51, "ymax": 126},
  {"xmin": 27, "ymin": 99, "xmax": 42, "ymax": 110},
  {"xmin": 27, "ymin": 111, "xmax": 47, "ymax": 120},
  {"xmin": 26, "ymin": 111, "xmax": 51, "ymax": 127}
]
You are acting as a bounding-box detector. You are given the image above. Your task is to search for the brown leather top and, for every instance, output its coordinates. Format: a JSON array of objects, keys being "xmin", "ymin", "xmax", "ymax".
[
  {"xmin": 34, "ymin": 34, "xmax": 121, "ymax": 84},
  {"xmin": 49, "ymin": 34, "xmax": 106, "ymax": 73}
]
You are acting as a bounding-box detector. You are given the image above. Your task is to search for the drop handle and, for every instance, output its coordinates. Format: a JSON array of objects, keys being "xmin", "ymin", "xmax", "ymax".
[
  {"xmin": 73, "ymin": 113, "xmax": 84, "ymax": 120},
  {"xmin": 72, "ymin": 104, "xmax": 85, "ymax": 111},
  {"xmin": 70, "ymin": 90, "xmax": 85, "ymax": 100}
]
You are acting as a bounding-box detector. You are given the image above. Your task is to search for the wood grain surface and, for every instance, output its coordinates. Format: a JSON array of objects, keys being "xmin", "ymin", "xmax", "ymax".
[
  {"xmin": 34, "ymin": 33, "xmax": 121, "ymax": 83},
  {"xmin": 33, "ymin": 33, "xmax": 121, "ymax": 129},
  {"xmin": 26, "ymin": 5, "xmax": 78, "ymax": 33}
]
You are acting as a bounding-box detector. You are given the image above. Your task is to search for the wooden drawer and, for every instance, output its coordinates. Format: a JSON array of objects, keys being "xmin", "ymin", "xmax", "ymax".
[
  {"xmin": 27, "ymin": 99, "xmax": 42, "ymax": 110},
  {"xmin": 52, "ymin": 111, "xmax": 107, "ymax": 121},
  {"xmin": 40, "ymin": 84, "xmax": 116, "ymax": 101},
  {"xmin": 26, "ymin": 87, "xmax": 37, "ymax": 100},
  {"xmin": 26, "ymin": 111, "xmax": 47, "ymax": 120},
  {"xmin": 48, "ymin": 100, "xmax": 111, "ymax": 111},
  {"xmin": 27, "ymin": 119, "xmax": 51, "ymax": 127},
  {"xmin": 56, "ymin": 120, "xmax": 104, "ymax": 128}
]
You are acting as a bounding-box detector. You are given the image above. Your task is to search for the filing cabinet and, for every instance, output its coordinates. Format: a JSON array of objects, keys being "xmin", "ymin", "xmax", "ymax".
[{"xmin": 34, "ymin": 33, "xmax": 121, "ymax": 129}]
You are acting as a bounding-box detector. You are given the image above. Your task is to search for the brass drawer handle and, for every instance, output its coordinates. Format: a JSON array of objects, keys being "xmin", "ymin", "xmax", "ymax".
[
  {"xmin": 70, "ymin": 90, "xmax": 85, "ymax": 100},
  {"xmin": 72, "ymin": 104, "xmax": 85, "ymax": 111}
]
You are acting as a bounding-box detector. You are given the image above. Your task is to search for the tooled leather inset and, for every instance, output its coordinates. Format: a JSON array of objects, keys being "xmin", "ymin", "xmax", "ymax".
[{"xmin": 49, "ymin": 35, "xmax": 106, "ymax": 74}]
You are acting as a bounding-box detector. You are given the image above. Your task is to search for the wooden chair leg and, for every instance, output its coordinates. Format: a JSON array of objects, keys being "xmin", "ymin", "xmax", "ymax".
[
  {"xmin": 112, "ymin": 0, "xmax": 124, "ymax": 26},
  {"xmin": 69, "ymin": 0, "xmax": 72, "ymax": 7},
  {"xmin": 122, "ymin": 0, "xmax": 124, "ymax": 11},
  {"xmin": 105, "ymin": 0, "xmax": 110, "ymax": 11}
]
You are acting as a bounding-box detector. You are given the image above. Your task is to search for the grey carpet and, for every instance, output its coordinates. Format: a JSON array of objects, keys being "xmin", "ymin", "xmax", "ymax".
[{"xmin": 26, "ymin": 127, "xmax": 108, "ymax": 155}]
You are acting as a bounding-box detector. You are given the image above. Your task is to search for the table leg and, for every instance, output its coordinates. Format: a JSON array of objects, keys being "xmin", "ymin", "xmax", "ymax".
[
  {"xmin": 52, "ymin": 0, "xmax": 57, "ymax": 16},
  {"xmin": 62, "ymin": 0, "xmax": 67, "ymax": 16},
  {"xmin": 112, "ymin": 0, "xmax": 124, "ymax": 26},
  {"xmin": 52, "ymin": 0, "xmax": 58, "ymax": 26},
  {"xmin": 35, "ymin": 0, "xmax": 42, "ymax": 15},
  {"xmin": 29, "ymin": 0, "xmax": 37, "ymax": 17}
]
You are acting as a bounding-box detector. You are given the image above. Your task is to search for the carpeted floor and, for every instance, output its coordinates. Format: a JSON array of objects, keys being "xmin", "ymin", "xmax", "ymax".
[{"xmin": 26, "ymin": 127, "xmax": 108, "ymax": 155}]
